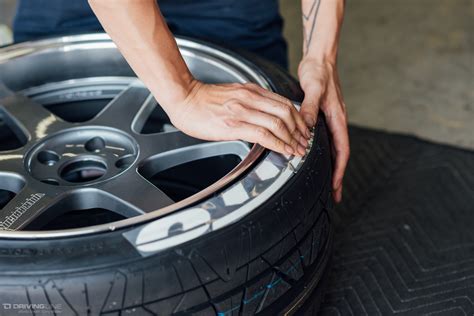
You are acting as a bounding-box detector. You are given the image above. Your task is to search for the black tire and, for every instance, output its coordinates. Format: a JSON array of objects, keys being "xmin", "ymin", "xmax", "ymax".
[{"xmin": 0, "ymin": 40, "xmax": 333, "ymax": 316}]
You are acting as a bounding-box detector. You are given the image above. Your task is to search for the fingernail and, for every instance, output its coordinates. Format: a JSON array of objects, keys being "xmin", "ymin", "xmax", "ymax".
[
  {"xmin": 285, "ymin": 144, "xmax": 294, "ymax": 155},
  {"xmin": 299, "ymin": 135, "xmax": 309, "ymax": 147},
  {"xmin": 305, "ymin": 128, "xmax": 311, "ymax": 138},
  {"xmin": 304, "ymin": 114, "xmax": 315, "ymax": 128},
  {"xmin": 297, "ymin": 144, "xmax": 306, "ymax": 156}
]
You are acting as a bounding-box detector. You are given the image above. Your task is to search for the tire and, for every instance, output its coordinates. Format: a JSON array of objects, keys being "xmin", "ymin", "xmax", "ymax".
[{"xmin": 0, "ymin": 35, "xmax": 333, "ymax": 316}]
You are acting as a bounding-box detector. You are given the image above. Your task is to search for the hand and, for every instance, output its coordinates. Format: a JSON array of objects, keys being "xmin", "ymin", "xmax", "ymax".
[
  {"xmin": 169, "ymin": 80, "xmax": 311, "ymax": 156},
  {"xmin": 298, "ymin": 58, "xmax": 350, "ymax": 203}
]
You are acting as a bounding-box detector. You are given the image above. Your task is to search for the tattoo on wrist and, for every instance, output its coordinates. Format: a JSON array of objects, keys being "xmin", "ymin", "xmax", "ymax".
[{"xmin": 303, "ymin": 0, "xmax": 322, "ymax": 54}]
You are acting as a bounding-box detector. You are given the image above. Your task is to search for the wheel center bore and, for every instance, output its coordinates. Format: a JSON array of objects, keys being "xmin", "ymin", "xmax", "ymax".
[
  {"xmin": 60, "ymin": 159, "xmax": 107, "ymax": 183},
  {"xmin": 25, "ymin": 127, "xmax": 139, "ymax": 186}
]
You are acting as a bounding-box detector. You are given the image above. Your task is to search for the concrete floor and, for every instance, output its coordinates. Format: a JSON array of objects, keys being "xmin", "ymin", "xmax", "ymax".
[
  {"xmin": 280, "ymin": 0, "xmax": 473, "ymax": 149},
  {"xmin": 0, "ymin": 0, "xmax": 15, "ymax": 29},
  {"xmin": 1, "ymin": 0, "xmax": 473, "ymax": 149}
]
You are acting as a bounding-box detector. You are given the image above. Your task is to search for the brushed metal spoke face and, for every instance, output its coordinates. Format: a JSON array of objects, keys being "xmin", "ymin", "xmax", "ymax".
[
  {"xmin": 0, "ymin": 154, "xmax": 24, "ymax": 175},
  {"xmin": 98, "ymin": 171, "xmax": 175, "ymax": 215},
  {"xmin": 90, "ymin": 83, "xmax": 154, "ymax": 132},
  {"xmin": 0, "ymin": 84, "xmax": 69, "ymax": 142}
]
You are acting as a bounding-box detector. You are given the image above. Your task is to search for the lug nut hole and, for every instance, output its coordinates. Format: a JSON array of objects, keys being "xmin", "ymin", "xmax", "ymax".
[
  {"xmin": 41, "ymin": 179, "xmax": 60, "ymax": 186},
  {"xmin": 115, "ymin": 155, "xmax": 136, "ymax": 169},
  {"xmin": 85, "ymin": 137, "xmax": 105, "ymax": 152},
  {"xmin": 37, "ymin": 150, "xmax": 60, "ymax": 166}
]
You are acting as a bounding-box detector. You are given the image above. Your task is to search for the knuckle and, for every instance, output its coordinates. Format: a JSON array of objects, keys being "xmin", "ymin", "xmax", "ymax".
[
  {"xmin": 225, "ymin": 98, "xmax": 239, "ymax": 106},
  {"xmin": 237, "ymin": 88, "xmax": 252, "ymax": 99},
  {"xmin": 227, "ymin": 101, "xmax": 244, "ymax": 113},
  {"xmin": 271, "ymin": 118, "xmax": 285, "ymax": 131},
  {"xmin": 255, "ymin": 127, "xmax": 270, "ymax": 138},
  {"xmin": 299, "ymin": 109, "xmax": 312, "ymax": 117},
  {"xmin": 283, "ymin": 98, "xmax": 294, "ymax": 108},
  {"xmin": 280, "ymin": 105, "xmax": 292, "ymax": 117},
  {"xmin": 314, "ymin": 80, "xmax": 325, "ymax": 91},
  {"xmin": 244, "ymin": 82, "xmax": 259, "ymax": 90},
  {"xmin": 223, "ymin": 100, "xmax": 234, "ymax": 111},
  {"xmin": 289, "ymin": 137, "xmax": 298, "ymax": 147},
  {"xmin": 223, "ymin": 118, "xmax": 239, "ymax": 128},
  {"xmin": 274, "ymin": 138, "xmax": 284, "ymax": 149}
]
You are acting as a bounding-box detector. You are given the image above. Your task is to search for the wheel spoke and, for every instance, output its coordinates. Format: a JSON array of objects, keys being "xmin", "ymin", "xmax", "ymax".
[
  {"xmin": 90, "ymin": 83, "xmax": 154, "ymax": 131},
  {"xmin": 136, "ymin": 130, "xmax": 210, "ymax": 159},
  {"xmin": 0, "ymin": 151, "xmax": 25, "ymax": 175},
  {"xmin": 138, "ymin": 134, "xmax": 250, "ymax": 178},
  {"xmin": 98, "ymin": 170, "xmax": 174, "ymax": 215},
  {"xmin": 0, "ymin": 83, "xmax": 68, "ymax": 140},
  {"xmin": 0, "ymin": 185, "xmax": 54, "ymax": 231}
]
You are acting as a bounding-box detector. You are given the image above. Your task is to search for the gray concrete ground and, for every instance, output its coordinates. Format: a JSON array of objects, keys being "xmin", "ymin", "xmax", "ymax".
[
  {"xmin": 1, "ymin": 0, "xmax": 473, "ymax": 149},
  {"xmin": 0, "ymin": 0, "xmax": 15, "ymax": 28},
  {"xmin": 280, "ymin": 0, "xmax": 473, "ymax": 149}
]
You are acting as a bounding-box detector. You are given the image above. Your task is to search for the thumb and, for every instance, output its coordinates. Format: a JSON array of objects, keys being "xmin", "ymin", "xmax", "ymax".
[{"xmin": 300, "ymin": 87, "xmax": 322, "ymax": 128}]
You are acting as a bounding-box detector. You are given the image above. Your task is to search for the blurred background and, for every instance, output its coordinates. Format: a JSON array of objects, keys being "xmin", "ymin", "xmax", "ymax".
[{"xmin": 1, "ymin": 0, "xmax": 472, "ymax": 148}]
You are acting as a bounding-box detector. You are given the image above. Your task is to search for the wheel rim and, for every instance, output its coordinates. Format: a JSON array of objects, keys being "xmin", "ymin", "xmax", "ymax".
[{"xmin": 0, "ymin": 35, "xmax": 312, "ymax": 243}]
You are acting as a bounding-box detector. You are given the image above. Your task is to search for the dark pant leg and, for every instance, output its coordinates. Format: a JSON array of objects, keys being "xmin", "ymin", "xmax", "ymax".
[
  {"xmin": 13, "ymin": 0, "xmax": 102, "ymax": 42},
  {"xmin": 159, "ymin": 0, "xmax": 288, "ymax": 69},
  {"xmin": 13, "ymin": 0, "xmax": 288, "ymax": 69}
]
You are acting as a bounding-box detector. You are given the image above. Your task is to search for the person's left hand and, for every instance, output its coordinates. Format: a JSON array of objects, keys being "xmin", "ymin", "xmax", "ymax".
[{"xmin": 298, "ymin": 57, "xmax": 350, "ymax": 203}]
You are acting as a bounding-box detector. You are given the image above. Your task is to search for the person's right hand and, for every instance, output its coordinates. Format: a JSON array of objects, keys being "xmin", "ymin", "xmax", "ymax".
[{"xmin": 169, "ymin": 80, "xmax": 311, "ymax": 156}]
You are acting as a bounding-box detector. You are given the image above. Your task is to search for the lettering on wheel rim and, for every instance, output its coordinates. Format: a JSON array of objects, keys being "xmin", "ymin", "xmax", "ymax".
[{"xmin": 0, "ymin": 193, "xmax": 45, "ymax": 231}]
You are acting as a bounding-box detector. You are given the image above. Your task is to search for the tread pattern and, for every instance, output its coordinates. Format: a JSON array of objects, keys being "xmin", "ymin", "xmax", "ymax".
[
  {"xmin": 319, "ymin": 127, "xmax": 474, "ymax": 316},
  {"xmin": 0, "ymin": 121, "xmax": 333, "ymax": 316}
]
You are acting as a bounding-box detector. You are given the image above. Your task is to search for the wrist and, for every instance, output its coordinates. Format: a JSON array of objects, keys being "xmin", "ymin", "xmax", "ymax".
[
  {"xmin": 302, "ymin": 49, "xmax": 338, "ymax": 66},
  {"xmin": 298, "ymin": 57, "xmax": 336, "ymax": 78},
  {"xmin": 151, "ymin": 71, "xmax": 196, "ymax": 111}
]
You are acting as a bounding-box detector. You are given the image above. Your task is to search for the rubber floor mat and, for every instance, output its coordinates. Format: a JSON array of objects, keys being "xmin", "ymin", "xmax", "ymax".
[{"xmin": 320, "ymin": 126, "xmax": 474, "ymax": 316}]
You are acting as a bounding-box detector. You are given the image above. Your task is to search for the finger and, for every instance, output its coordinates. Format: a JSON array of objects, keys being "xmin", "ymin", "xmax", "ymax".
[
  {"xmin": 246, "ymin": 94, "xmax": 302, "ymax": 143},
  {"xmin": 225, "ymin": 102, "xmax": 307, "ymax": 154},
  {"xmin": 300, "ymin": 86, "xmax": 323, "ymax": 128},
  {"xmin": 324, "ymin": 106, "xmax": 350, "ymax": 203},
  {"xmin": 243, "ymin": 83, "xmax": 311, "ymax": 139},
  {"xmin": 228, "ymin": 120, "xmax": 300, "ymax": 156},
  {"xmin": 333, "ymin": 185, "xmax": 343, "ymax": 204}
]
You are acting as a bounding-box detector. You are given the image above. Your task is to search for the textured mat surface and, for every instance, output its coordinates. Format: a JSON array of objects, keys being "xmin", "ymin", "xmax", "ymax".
[{"xmin": 319, "ymin": 127, "xmax": 474, "ymax": 316}]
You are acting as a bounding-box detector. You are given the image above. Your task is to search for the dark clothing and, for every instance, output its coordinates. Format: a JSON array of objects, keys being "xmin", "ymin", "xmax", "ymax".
[{"xmin": 13, "ymin": 0, "xmax": 288, "ymax": 69}]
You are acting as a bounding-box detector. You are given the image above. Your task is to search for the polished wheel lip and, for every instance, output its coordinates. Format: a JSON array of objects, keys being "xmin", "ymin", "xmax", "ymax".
[
  {"xmin": 0, "ymin": 34, "xmax": 271, "ymax": 90},
  {"xmin": 0, "ymin": 34, "xmax": 308, "ymax": 242}
]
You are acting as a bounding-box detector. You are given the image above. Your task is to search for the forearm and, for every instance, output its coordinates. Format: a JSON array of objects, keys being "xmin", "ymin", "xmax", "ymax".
[
  {"xmin": 301, "ymin": 0, "xmax": 345, "ymax": 63},
  {"xmin": 88, "ymin": 0, "xmax": 193, "ymax": 114},
  {"xmin": 299, "ymin": 1, "xmax": 349, "ymax": 204}
]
